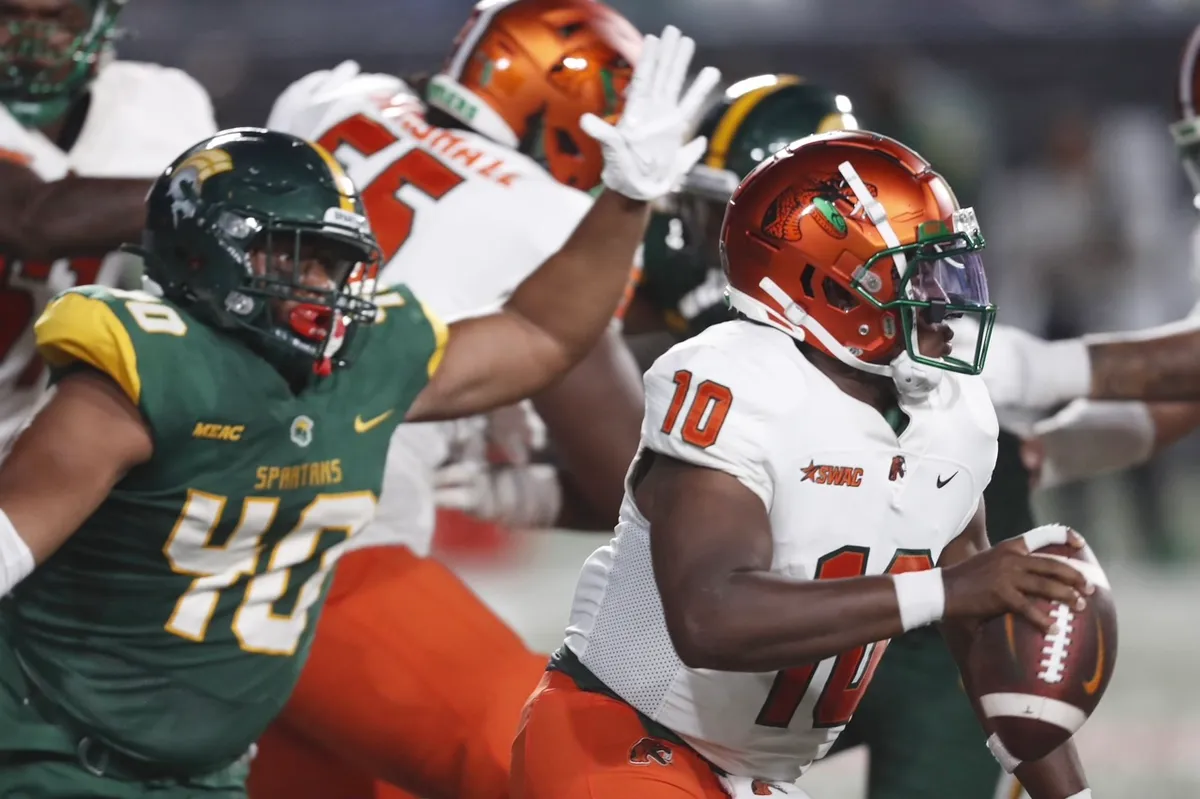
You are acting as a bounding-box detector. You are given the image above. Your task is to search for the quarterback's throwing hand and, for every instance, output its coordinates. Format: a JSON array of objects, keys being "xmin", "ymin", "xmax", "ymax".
[
  {"xmin": 580, "ymin": 25, "xmax": 720, "ymax": 201},
  {"xmin": 942, "ymin": 529, "xmax": 1093, "ymax": 632}
]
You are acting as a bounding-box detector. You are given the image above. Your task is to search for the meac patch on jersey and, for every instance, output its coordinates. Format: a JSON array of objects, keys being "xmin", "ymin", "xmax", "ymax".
[{"xmin": 567, "ymin": 320, "xmax": 999, "ymax": 782}]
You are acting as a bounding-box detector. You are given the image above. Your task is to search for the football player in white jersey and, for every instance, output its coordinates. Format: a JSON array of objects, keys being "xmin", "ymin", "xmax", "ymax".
[
  {"xmin": 0, "ymin": 0, "xmax": 216, "ymax": 450},
  {"xmin": 250, "ymin": 10, "xmax": 719, "ymax": 799},
  {"xmin": 511, "ymin": 131, "xmax": 1095, "ymax": 799}
]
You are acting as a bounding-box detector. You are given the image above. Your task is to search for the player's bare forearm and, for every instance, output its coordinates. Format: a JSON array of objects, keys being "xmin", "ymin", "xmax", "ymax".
[
  {"xmin": 0, "ymin": 163, "xmax": 150, "ymax": 260},
  {"xmin": 0, "ymin": 371, "xmax": 152, "ymax": 564},
  {"xmin": 645, "ymin": 453, "xmax": 906, "ymax": 672},
  {"xmin": 1013, "ymin": 742, "xmax": 1089, "ymax": 799},
  {"xmin": 1088, "ymin": 331, "xmax": 1200, "ymax": 400},
  {"xmin": 533, "ymin": 326, "xmax": 643, "ymax": 524},
  {"xmin": 674, "ymin": 569, "xmax": 906, "ymax": 672},
  {"xmin": 405, "ymin": 190, "xmax": 649, "ymax": 422},
  {"xmin": 1149, "ymin": 401, "xmax": 1200, "ymax": 452}
]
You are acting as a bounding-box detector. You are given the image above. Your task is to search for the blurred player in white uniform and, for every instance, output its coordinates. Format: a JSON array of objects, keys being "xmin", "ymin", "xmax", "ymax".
[
  {"xmin": 0, "ymin": 0, "xmax": 215, "ymax": 451},
  {"xmin": 511, "ymin": 131, "xmax": 1096, "ymax": 799},
  {"xmin": 251, "ymin": 7, "xmax": 720, "ymax": 799}
]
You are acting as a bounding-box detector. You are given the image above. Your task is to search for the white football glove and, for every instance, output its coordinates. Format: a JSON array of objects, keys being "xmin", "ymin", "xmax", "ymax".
[
  {"xmin": 482, "ymin": 401, "xmax": 547, "ymax": 467},
  {"xmin": 267, "ymin": 60, "xmax": 410, "ymax": 138},
  {"xmin": 433, "ymin": 460, "xmax": 562, "ymax": 530},
  {"xmin": 580, "ymin": 25, "xmax": 720, "ymax": 201}
]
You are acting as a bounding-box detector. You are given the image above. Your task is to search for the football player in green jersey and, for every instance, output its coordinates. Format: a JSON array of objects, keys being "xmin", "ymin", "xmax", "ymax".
[
  {"xmin": 628, "ymin": 73, "xmax": 1040, "ymax": 799},
  {"xmin": 0, "ymin": 28, "xmax": 720, "ymax": 796}
]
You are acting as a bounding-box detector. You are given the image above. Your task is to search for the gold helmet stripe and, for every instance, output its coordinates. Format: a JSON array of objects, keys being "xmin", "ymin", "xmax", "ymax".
[
  {"xmin": 705, "ymin": 74, "xmax": 802, "ymax": 170},
  {"xmin": 307, "ymin": 141, "xmax": 357, "ymax": 212}
]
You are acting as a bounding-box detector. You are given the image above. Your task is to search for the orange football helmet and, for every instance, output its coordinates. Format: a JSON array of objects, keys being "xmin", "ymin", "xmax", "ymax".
[
  {"xmin": 1172, "ymin": 24, "xmax": 1200, "ymax": 206},
  {"xmin": 427, "ymin": 0, "xmax": 641, "ymax": 191},
  {"xmin": 721, "ymin": 130, "xmax": 995, "ymax": 381}
]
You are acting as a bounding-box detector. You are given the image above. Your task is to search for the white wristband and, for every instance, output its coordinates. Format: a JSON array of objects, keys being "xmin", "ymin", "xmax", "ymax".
[
  {"xmin": 1065, "ymin": 791, "xmax": 1093, "ymax": 799},
  {"xmin": 986, "ymin": 733, "xmax": 1022, "ymax": 774},
  {"xmin": 0, "ymin": 508, "xmax": 35, "ymax": 597},
  {"xmin": 892, "ymin": 568, "xmax": 945, "ymax": 631}
]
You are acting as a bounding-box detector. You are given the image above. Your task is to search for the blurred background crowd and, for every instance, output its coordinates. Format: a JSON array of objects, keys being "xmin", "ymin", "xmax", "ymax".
[{"xmin": 118, "ymin": 1, "xmax": 1200, "ymax": 794}]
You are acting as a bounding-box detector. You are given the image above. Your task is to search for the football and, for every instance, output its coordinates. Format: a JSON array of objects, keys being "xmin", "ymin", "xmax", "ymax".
[{"xmin": 968, "ymin": 537, "xmax": 1119, "ymax": 763}]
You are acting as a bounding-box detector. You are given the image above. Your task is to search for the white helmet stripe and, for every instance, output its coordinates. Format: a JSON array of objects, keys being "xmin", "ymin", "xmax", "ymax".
[
  {"xmin": 446, "ymin": 0, "xmax": 523, "ymax": 79},
  {"xmin": 1181, "ymin": 25, "xmax": 1200, "ymax": 118}
]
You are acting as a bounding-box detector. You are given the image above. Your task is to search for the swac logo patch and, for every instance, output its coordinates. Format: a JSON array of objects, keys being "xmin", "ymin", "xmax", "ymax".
[
  {"xmin": 800, "ymin": 460, "xmax": 863, "ymax": 487},
  {"xmin": 888, "ymin": 455, "xmax": 906, "ymax": 482},
  {"xmin": 628, "ymin": 737, "xmax": 673, "ymax": 767}
]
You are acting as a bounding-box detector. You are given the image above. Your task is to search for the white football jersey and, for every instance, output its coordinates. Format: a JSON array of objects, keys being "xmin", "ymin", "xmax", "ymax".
[
  {"xmin": 0, "ymin": 61, "xmax": 216, "ymax": 450},
  {"xmin": 564, "ymin": 320, "xmax": 999, "ymax": 781},
  {"xmin": 273, "ymin": 72, "xmax": 595, "ymax": 552}
]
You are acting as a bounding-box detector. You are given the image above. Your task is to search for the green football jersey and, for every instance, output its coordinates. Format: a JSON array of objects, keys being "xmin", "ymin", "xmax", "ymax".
[{"xmin": 5, "ymin": 283, "xmax": 444, "ymax": 773}]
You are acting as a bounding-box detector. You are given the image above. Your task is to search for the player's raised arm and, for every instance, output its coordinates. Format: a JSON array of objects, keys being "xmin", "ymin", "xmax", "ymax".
[
  {"xmin": 936, "ymin": 505, "xmax": 1092, "ymax": 799},
  {"xmin": 404, "ymin": 26, "xmax": 719, "ymax": 422}
]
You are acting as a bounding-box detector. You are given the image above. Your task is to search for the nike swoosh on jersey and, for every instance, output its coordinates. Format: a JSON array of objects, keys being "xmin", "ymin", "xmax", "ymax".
[
  {"xmin": 354, "ymin": 410, "xmax": 394, "ymax": 433},
  {"xmin": 936, "ymin": 472, "xmax": 958, "ymax": 488}
]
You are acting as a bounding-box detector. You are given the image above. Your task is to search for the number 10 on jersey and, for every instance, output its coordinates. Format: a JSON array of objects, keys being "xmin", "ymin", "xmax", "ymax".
[{"xmin": 755, "ymin": 547, "xmax": 934, "ymax": 729}]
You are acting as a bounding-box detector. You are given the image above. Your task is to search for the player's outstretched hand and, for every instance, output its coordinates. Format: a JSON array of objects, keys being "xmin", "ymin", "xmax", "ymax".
[
  {"xmin": 942, "ymin": 525, "xmax": 1094, "ymax": 632},
  {"xmin": 580, "ymin": 25, "xmax": 720, "ymax": 202}
]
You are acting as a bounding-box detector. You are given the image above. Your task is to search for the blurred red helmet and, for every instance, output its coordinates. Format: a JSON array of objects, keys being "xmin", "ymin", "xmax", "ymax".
[{"xmin": 427, "ymin": 0, "xmax": 641, "ymax": 191}]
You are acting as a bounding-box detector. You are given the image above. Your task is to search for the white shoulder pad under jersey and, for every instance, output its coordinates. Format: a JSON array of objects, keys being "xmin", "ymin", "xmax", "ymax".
[
  {"xmin": 68, "ymin": 61, "xmax": 217, "ymax": 177},
  {"xmin": 639, "ymin": 321, "xmax": 802, "ymax": 510},
  {"xmin": 272, "ymin": 83, "xmax": 594, "ymax": 321},
  {"xmin": 267, "ymin": 65, "xmax": 411, "ymax": 144}
]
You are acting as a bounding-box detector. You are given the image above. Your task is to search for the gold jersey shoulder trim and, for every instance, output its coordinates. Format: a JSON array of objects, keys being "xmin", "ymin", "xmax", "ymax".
[{"xmin": 35, "ymin": 292, "xmax": 142, "ymax": 405}]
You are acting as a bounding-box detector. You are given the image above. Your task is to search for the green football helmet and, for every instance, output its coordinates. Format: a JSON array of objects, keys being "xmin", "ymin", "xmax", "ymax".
[
  {"xmin": 0, "ymin": 0, "xmax": 126, "ymax": 128},
  {"xmin": 639, "ymin": 74, "xmax": 859, "ymax": 337},
  {"xmin": 135, "ymin": 127, "xmax": 381, "ymax": 379}
]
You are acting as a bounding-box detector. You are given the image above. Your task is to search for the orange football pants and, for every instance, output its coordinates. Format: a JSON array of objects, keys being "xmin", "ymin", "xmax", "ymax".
[
  {"xmin": 247, "ymin": 542, "xmax": 548, "ymax": 799},
  {"xmin": 510, "ymin": 671, "xmax": 728, "ymax": 799}
]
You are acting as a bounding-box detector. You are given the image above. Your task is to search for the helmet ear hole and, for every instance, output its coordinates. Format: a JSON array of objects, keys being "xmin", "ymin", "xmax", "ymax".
[
  {"xmin": 554, "ymin": 128, "xmax": 581, "ymax": 157},
  {"xmin": 799, "ymin": 264, "xmax": 817, "ymax": 299},
  {"xmin": 821, "ymin": 276, "xmax": 859, "ymax": 313}
]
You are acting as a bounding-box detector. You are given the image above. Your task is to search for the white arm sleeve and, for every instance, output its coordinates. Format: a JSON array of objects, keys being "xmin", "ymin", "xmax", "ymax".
[
  {"xmin": 641, "ymin": 342, "xmax": 776, "ymax": 509},
  {"xmin": 1030, "ymin": 399, "xmax": 1155, "ymax": 489}
]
